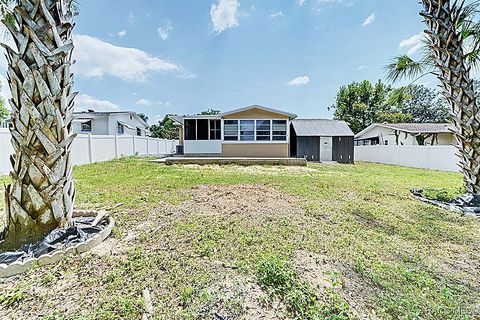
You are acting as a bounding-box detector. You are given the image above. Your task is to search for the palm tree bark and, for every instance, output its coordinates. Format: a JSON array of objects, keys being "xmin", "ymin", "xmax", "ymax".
[
  {"xmin": 1, "ymin": 0, "xmax": 76, "ymax": 251},
  {"xmin": 420, "ymin": 0, "xmax": 480, "ymax": 195}
]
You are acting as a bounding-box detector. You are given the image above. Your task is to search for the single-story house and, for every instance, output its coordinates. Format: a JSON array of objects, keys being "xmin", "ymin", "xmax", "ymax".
[
  {"xmin": 171, "ymin": 105, "xmax": 355, "ymax": 162},
  {"xmin": 355, "ymin": 123, "xmax": 456, "ymax": 146},
  {"xmin": 73, "ymin": 111, "xmax": 150, "ymax": 136}
]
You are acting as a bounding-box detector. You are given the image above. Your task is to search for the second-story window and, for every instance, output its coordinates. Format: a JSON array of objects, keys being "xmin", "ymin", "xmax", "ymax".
[{"xmin": 137, "ymin": 127, "xmax": 142, "ymax": 136}]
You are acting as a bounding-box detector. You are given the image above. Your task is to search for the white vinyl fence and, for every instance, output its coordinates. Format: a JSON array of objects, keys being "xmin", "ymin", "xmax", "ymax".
[
  {"xmin": 0, "ymin": 128, "xmax": 177, "ymax": 174},
  {"xmin": 355, "ymin": 145, "xmax": 460, "ymax": 172}
]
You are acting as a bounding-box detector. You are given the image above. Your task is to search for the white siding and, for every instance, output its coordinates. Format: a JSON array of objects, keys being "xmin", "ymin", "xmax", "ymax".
[{"xmin": 184, "ymin": 140, "xmax": 222, "ymax": 154}]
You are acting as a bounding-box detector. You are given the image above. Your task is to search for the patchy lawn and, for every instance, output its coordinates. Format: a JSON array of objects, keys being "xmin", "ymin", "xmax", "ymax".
[{"xmin": 0, "ymin": 158, "xmax": 479, "ymax": 319}]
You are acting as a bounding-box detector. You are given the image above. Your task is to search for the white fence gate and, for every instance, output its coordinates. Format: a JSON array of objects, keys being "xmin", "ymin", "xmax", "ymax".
[
  {"xmin": 0, "ymin": 128, "xmax": 177, "ymax": 174},
  {"xmin": 354, "ymin": 145, "xmax": 459, "ymax": 172}
]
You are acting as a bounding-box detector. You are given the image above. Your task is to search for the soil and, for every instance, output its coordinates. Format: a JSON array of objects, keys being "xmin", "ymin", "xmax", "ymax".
[
  {"xmin": 292, "ymin": 250, "xmax": 382, "ymax": 320},
  {"xmin": 170, "ymin": 184, "xmax": 302, "ymax": 217}
]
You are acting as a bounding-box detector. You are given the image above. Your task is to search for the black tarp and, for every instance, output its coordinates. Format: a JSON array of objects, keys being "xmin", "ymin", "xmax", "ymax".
[{"xmin": 0, "ymin": 216, "xmax": 109, "ymax": 265}]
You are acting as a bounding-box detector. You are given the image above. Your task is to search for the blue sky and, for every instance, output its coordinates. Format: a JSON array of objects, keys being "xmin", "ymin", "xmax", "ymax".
[{"xmin": 2, "ymin": 0, "xmax": 429, "ymax": 123}]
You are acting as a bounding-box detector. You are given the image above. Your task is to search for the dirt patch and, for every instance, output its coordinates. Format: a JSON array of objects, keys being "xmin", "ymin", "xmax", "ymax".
[
  {"xmin": 293, "ymin": 250, "xmax": 382, "ymax": 320},
  {"xmin": 170, "ymin": 184, "xmax": 302, "ymax": 217},
  {"xmin": 197, "ymin": 273, "xmax": 289, "ymax": 320}
]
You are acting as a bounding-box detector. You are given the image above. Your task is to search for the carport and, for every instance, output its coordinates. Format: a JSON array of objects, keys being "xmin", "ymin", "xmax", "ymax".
[{"xmin": 290, "ymin": 119, "xmax": 355, "ymax": 163}]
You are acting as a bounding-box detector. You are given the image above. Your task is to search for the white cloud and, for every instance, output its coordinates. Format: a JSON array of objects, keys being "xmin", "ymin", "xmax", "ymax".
[
  {"xmin": 117, "ymin": 29, "xmax": 127, "ymax": 38},
  {"xmin": 298, "ymin": 0, "xmax": 307, "ymax": 6},
  {"xmin": 210, "ymin": 0, "xmax": 240, "ymax": 34},
  {"xmin": 357, "ymin": 65, "xmax": 366, "ymax": 70},
  {"xmin": 73, "ymin": 34, "xmax": 183, "ymax": 82},
  {"xmin": 75, "ymin": 94, "xmax": 121, "ymax": 112},
  {"xmin": 135, "ymin": 99, "xmax": 152, "ymax": 107},
  {"xmin": 362, "ymin": 12, "xmax": 375, "ymax": 27},
  {"xmin": 399, "ymin": 32, "xmax": 425, "ymax": 55},
  {"xmin": 158, "ymin": 20, "xmax": 173, "ymax": 40},
  {"xmin": 288, "ymin": 75, "xmax": 310, "ymax": 87},
  {"xmin": 270, "ymin": 11, "xmax": 283, "ymax": 18}
]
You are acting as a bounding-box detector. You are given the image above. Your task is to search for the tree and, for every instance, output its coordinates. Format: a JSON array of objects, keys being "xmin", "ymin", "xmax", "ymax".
[
  {"xmin": 387, "ymin": 85, "xmax": 449, "ymax": 123},
  {"xmin": 386, "ymin": 0, "xmax": 480, "ymax": 195},
  {"xmin": 138, "ymin": 113, "xmax": 149, "ymax": 123},
  {"xmin": 0, "ymin": 96, "xmax": 8, "ymax": 123},
  {"xmin": 1, "ymin": 0, "xmax": 78, "ymax": 250},
  {"xmin": 330, "ymin": 80, "xmax": 393, "ymax": 133},
  {"xmin": 150, "ymin": 115, "xmax": 179, "ymax": 140}
]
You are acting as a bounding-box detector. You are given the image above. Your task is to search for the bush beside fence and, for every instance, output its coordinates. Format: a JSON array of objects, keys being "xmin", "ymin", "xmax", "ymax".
[
  {"xmin": 354, "ymin": 145, "xmax": 459, "ymax": 172},
  {"xmin": 0, "ymin": 128, "xmax": 177, "ymax": 174}
]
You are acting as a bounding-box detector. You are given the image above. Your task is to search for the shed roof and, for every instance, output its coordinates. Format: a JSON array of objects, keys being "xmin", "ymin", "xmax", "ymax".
[{"xmin": 291, "ymin": 119, "xmax": 354, "ymax": 137}]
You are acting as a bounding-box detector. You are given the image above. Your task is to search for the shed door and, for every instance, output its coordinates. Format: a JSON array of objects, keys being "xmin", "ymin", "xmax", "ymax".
[
  {"xmin": 297, "ymin": 137, "xmax": 320, "ymax": 161},
  {"xmin": 320, "ymin": 137, "xmax": 333, "ymax": 162}
]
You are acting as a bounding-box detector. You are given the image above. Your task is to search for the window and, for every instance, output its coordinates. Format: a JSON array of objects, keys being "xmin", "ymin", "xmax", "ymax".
[
  {"xmin": 210, "ymin": 120, "xmax": 221, "ymax": 140},
  {"xmin": 256, "ymin": 120, "xmax": 271, "ymax": 141},
  {"xmin": 81, "ymin": 120, "xmax": 92, "ymax": 132},
  {"xmin": 224, "ymin": 120, "xmax": 239, "ymax": 141},
  {"xmin": 185, "ymin": 119, "xmax": 196, "ymax": 140},
  {"xmin": 240, "ymin": 120, "xmax": 255, "ymax": 141},
  {"xmin": 272, "ymin": 120, "xmax": 287, "ymax": 141},
  {"xmin": 197, "ymin": 119, "xmax": 209, "ymax": 140},
  {"xmin": 137, "ymin": 127, "xmax": 142, "ymax": 136},
  {"xmin": 117, "ymin": 122, "xmax": 124, "ymax": 134}
]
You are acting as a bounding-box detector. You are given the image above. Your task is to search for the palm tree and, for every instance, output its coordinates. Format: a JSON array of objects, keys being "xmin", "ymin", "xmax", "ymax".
[
  {"xmin": 0, "ymin": 0, "xmax": 78, "ymax": 251},
  {"xmin": 386, "ymin": 0, "xmax": 480, "ymax": 197}
]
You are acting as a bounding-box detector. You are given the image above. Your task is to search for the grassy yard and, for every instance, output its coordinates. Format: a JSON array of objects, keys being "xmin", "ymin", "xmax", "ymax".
[{"xmin": 0, "ymin": 158, "xmax": 479, "ymax": 319}]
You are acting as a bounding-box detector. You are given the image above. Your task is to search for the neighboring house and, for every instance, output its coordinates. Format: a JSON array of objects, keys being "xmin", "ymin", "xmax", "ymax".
[
  {"xmin": 172, "ymin": 105, "xmax": 355, "ymax": 162},
  {"xmin": 73, "ymin": 111, "xmax": 150, "ymax": 136},
  {"xmin": 355, "ymin": 123, "xmax": 456, "ymax": 146},
  {"xmin": 0, "ymin": 118, "xmax": 12, "ymax": 129}
]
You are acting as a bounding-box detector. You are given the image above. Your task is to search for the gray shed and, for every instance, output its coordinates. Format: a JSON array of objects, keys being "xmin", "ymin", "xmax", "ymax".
[{"xmin": 290, "ymin": 119, "xmax": 355, "ymax": 163}]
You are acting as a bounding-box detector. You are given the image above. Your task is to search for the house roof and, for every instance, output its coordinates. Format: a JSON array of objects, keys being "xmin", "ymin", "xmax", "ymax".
[
  {"xmin": 291, "ymin": 119, "xmax": 354, "ymax": 137},
  {"xmin": 221, "ymin": 105, "xmax": 297, "ymax": 119},
  {"xmin": 355, "ymin": 123, "xmax": 454, "ymax": 138}
]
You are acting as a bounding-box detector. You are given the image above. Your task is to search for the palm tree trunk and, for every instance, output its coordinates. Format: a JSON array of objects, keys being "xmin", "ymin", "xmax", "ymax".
[
  {"xmin": 420, "ymin": 0, "xmax": 480, "ymax": 195},
  {"xmin": 1, "ymin": 0, "xmax": 76, "ymax": 251}
]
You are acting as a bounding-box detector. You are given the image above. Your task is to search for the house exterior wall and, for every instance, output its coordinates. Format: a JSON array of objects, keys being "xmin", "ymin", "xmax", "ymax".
[
  {"xmin": 222, "ymin": 143, "xmax": 289, "ymax": 157},
  {"xmin": 73, "ymin": 116, "xmax": 109, "ymax": 135},
  {"xmin": 108, "ymin": 114, "xmax": 148, "ymax": 136},
  {"xmin": 185, "ymin": 140, "xmax": 222, "ymax": 156}
]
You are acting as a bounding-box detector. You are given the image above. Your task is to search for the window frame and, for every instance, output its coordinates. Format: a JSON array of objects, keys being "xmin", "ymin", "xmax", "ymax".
[
  {"xmin": 117, "ymin": 122, "xmax": 124, "ymax": 135},
  {"xmin": 81, "ymin": 120, "xmax": 92, "ymax": 133},
  {"xmin": 222, "ymin": 119, "xmax": 289, "ymax": 143}
]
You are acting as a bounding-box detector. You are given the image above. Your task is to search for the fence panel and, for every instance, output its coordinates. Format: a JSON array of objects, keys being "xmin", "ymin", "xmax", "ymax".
[
  {"xmin": 355, "ymin": 145, "xmax": 459, "ymax": 172},
  {"xmin": 0, "ymin": 131, "xmax": 177, "ymax": 174}
]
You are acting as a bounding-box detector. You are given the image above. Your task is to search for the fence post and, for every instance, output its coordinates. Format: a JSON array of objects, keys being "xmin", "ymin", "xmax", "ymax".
[
  {"xmin": 88, "ymin": 134, "xmax": 93, "ymax": 163},
  {"xmin": 146, "ymin": 136, "xmax": 150, "ymax": 156},
  {"xmin": 165, "ymin": 139, "xmax": 168, "ymax": 155},
  {"xmin": 132, "ymin": 135, "xmax": 136, "ymax": 156},
  {"xmin": 114, "ymin": 134, "xmax": 119, "ymax": 158},
  {"xmin": 156, "ymin": 138, "xmax": 160, "ymax": 156}
]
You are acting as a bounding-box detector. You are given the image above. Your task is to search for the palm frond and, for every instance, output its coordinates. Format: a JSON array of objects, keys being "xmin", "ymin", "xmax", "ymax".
[{"xmin": 385, "ymin": 55, "xmax": 429, "ymax": 83}]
